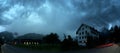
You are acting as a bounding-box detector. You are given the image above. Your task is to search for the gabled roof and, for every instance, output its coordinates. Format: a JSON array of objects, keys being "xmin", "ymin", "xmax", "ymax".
[{"xmin": 76, "ymin": 24, "xmax": 98, "ymax": 34}]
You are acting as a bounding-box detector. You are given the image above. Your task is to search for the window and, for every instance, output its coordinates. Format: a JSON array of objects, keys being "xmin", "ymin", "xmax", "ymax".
[
  {"xmin": 82, "ymin": 28, "xmax": 84, "ymax": 30},
  {"xmin": 32, "ymin": 42, "xmax": 33, "ymax": 44},
  {"xmin": 14, "ymin": 42, "xmax": 16, "ymax": 45},
  {"xmin": 82, "ymin": 32, "xmax": 84, "ymax": 35},
  {"xmin": 34, "ymin": 42, "xmax": 36, "ymax": 45},
  {"xmin": 24, "ymin": 42, "xmax": 26, "ymax": 44},
  {"xmin": 29, "ymin": 42, "xmax": 31, "ymax": 44},
  {"xmin": 80, "ymin": 33, "xmax": 81, "ymax": 35},
  {"xmin": 79, "ymin": 37, "xmax": 81, "ymax": 39},
  {"xmin": 26, "ymin": 42, "xmax": 29, "ymax": 45},
  {"xmin": 37, "ymin": 42, "xmax": 39, "ymax": 45},
  {"xmin": 81, "ymin": 36, "xmax": 87, "ymax": 39},
  {"xmin": 85, "ymin": 31, "xmax": 87, "ymax": 34},
  {"xmin": 82, "ymin": 36, "xmax": 84, "ymax": 39},
  {"xmin": 79, "ymin": 41, "xmax": 82, "ymax": 43},
  {"xmin": 85, "ymin": 36, "xmax": 87, "ymax": 39},
  {"xmin": 84, "ymin": 40, "xmax": 87, "ymax": 43}
]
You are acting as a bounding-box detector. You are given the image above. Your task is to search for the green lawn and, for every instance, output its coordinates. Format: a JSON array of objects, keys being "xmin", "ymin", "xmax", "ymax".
[
  {"xmin": 13, "ymin": 44, "xmax": 89, "ymax": 52},
  {"xmin": 14, "ymin": 44, "xmax": 61, "ymax": 52}
]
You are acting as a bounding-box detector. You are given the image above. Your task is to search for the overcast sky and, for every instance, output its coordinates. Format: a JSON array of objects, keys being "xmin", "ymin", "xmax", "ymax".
[{"xmin": 0, "ymin": 0, "xmax": 120, "ymax": 37}]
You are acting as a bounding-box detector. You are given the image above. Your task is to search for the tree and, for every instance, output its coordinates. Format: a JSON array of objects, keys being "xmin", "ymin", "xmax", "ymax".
[
  {"xmin": 43, "ymin": 33, "xmax": 61, "ymax": 44},
  {"xmin": 98, "ymin": 28, "xmax": 111, "ymax": 45},
  {"xmin": 61, "ymin": 35, "xmax": 79, "ymax": 50},
  {"xmin": 110, "ymin": 25, "xmax": 120, "ymax": 43},
  {"xmin": 0, "ymin": 31, "xmax": 14, "ymax": 44},
  {"xmin": 86, "ymin": 35, "xmax": 99, "ymax": 48},
  {"xmin": 68, "ymin": 35, "xmax": 73, "ymax": 41}
]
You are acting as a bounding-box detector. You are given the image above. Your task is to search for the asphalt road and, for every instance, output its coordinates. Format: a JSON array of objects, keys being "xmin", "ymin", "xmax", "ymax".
[{"xmin": 1, "ymin": 44, "xmax": 120, "ymax": 53}]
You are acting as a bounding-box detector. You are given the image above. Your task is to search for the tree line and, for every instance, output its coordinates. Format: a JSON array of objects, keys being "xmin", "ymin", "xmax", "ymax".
[
  {"xmin": 0, "ymin": 25, "xmax": 120, "ymax": 50},
  {"xmin": 99, "ymin": 25, "xmax": 120, "ymax": 44},
  {"xmin": 0, "ymin": 32, "xmax": 79, "ymax": 50}
]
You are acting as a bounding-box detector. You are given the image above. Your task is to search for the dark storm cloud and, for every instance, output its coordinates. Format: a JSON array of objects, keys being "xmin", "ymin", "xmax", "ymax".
[
  {"xmin": 0, "ymin": 0, "xmax": 120, "ymax": 37},
  {"xmin": 8, "ymin": 0, "xmax": 45, "ymax": 7},
  {"xmin": 78, "ymin": 0, "xmax": 120, "ymax": 30}
]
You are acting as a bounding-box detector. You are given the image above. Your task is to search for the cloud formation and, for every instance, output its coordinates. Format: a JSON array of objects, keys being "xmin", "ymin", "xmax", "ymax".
[{"xmin": 0, "ymin": 0, "xmax": 120, "ymax": 37}]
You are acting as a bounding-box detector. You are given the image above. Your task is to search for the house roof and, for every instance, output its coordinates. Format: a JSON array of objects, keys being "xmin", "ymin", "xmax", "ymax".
[{"xmin": 76, "ymin": 24, "xmax": 99, "ymax": 34}]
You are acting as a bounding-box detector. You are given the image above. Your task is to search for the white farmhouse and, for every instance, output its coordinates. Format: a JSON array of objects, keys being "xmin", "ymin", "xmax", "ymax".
[{"xmin": 76, "ymin": 24, "xmax": 99, "ymax": 46}]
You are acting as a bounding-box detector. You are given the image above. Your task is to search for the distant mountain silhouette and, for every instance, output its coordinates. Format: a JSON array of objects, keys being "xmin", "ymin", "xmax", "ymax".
[{"xmin": 16, "ymin": 33, "xmax": 44, "ymax": 40}]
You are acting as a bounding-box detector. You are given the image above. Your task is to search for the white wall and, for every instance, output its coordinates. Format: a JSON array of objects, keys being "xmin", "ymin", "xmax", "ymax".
[{"xmin": 76, "ymin": 25, "xmax": 99, "ymax": 46}]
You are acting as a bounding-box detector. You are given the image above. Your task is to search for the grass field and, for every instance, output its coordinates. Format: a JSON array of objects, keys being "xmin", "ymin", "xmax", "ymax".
[{"xmin": 14, "ymin": 44, "xmax": 61, "ymax": 52}]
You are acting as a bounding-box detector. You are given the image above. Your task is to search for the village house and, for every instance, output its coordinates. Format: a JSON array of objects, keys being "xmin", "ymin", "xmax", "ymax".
[
  {"xmin": 76, "ymin": 24, "xmax": 99, "ymax": 47},
  {"xmin": 12, "ymin": 39, "xmax": 41, "ymax": 45}
]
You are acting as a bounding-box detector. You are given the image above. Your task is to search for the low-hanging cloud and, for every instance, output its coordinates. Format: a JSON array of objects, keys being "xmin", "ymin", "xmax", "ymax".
[{"xmin": 0, "ymin": 0, "xmax": 120, "ymax": 37}]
